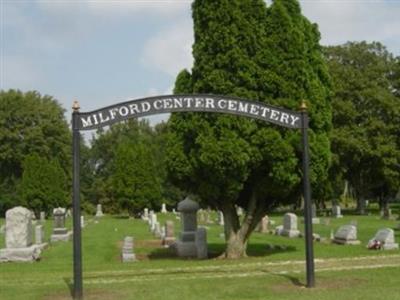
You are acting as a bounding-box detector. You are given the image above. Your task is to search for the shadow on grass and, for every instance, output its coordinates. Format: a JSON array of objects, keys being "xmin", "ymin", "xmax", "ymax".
[
  {"xmin": 112, "ymin": 215, "xmax": 130, "ymax": 219},
  {"xmin": 145, "ymin": 241, "xmax": 296, "ymax": 260},
  {"xmin": 63, "ymin": 277, "xmax": 73, "ymax": 298},
  {"xmin": 277, "ymin": 273, "xmax": 305, "ymax": 287}
]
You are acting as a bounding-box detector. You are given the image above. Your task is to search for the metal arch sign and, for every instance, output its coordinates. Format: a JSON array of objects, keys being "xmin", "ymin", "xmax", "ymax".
[
  {"xmin": 77, "ymin": 94, "xmax": 302, "ymax": 130},
  {"xmin": 71, "ymin": 94, "xmax": 314, "ymax": 300}
]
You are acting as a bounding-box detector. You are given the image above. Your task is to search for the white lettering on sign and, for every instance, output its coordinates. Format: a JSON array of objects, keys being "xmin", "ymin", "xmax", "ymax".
[{"xmin": 79, "ymin": 96, "xmax": 302, "ymax": 130}]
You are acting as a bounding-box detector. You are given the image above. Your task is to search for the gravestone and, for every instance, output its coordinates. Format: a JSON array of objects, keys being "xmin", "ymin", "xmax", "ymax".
[
  {"xmin": 256, "ymin": 216, "xmax": 269, "ymax": 233},
  {"xmin": 35, "ymin": 225, "xmax": 44, "ymax": 245},
  {"xmin": 332, "ymin": 205, "xmax": 343, "ymax": 218},
  {"xmin": 150, "ymin": 213, "xmax": 158, "ymax": 232},
  {"xmin": 367, "ymin": 228, "xmax": 398, "ymax": 250},
  {"xmin": 311, "ymin": 204, "xmax": 320, "ymax": 224},
  {"xmin": 236, "ymin": 206, "xmax": 243, "ymax": 217},
  {"xmin": 0, "ymin": 206, "xmax": 41, "ymax": 262},
  {"xmin": 218, "ymin": 211, "xmax": 224, "ymax": 226},
  {"xmin": 162, "ymin": 220, "xmax": 176, "ymax": 247},
  {"xmin": 142, "ymin": 208, "xmax": 149, "ymax": 221},
  {"xmin": 195, "ymin": 227, "xmax": 208, "ymax": 259},
  {"xmin": 121, "ymin": 236, "xmax": 136, "ymax": 262},
  {"xmin": 281, "ymin": 213, "xmax": 300, "ymax": 238},
  {"xmin": 153, "ymin": 222, "xmax": 161, "ymax": 238},
  {"xmin": 332, "ymin": 225, "xmax": 360, "ymax": 245},
  {"xmin": 176, "ymin": 197, "xmax": 200, "ymax": 257},
  {"xmin": 50, "ymin": 207, "xmax": 72, "ymax": 242},
  {"xmin": 35, "ymin": 224, "xmax": 47, "ymax": 250},
  {"xmin": 161, "ymin": 203, "xmax": 167, "ymax": 214},
  {"xmin": 95, "ymin": 204, "xmax": 104, "ymax": 217},
  {"xmin": 274, "ymin": 225, "xmax": 284, "ymax": 236},
  {"xmin": 81, "ymin": 216, "xmax": 85, "ymax": 228},
  {"xmin": 40, "ymin": 211, "xmax": 46, "ymax": 223},
  {"xmin": 148, "ymin": 210, "xmax": 154, "ymax": 227}
]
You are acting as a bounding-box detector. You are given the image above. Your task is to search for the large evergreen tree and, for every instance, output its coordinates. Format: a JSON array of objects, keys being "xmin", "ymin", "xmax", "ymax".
[
  {"xmin": 19, "ymin": 154, "xmax": 68, "ymax": 215},
  {"xmin": 167, "ymin": 0, "xmax": 331, "ymax": 258}
]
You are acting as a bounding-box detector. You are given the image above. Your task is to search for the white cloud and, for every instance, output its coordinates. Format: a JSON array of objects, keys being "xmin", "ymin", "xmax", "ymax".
[
  {"xmin": 141, "ymin": 22, "xmax": 194, "ymax": 76},
  {"xmin": 36, "ymin": 0, "xmax": 190, "ymax": 18},
  {"xmin": 300, "ymin": 0, "xmax": 400, "ymax": 53}
]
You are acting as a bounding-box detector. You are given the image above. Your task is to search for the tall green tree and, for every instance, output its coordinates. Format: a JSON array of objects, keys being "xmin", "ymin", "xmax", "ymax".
[
  {"xmin": 89, "ymin": 119, "xmax": 179, "ymax": 214},
  {"xmin": 19, "ymin": 154, "xmax": 68, "ymax": 215},
  {"xmin": 112, "ymin": 139, "xmax": 162, "ymax": 215},
  {"xmin": 324, "ymin": 42, "xmax": 400, "ymax": 212},
  {"xmin": 0, "ymin": 90, "xmax": 71, "ymax": 215},
  {"xmin": 167, "ymin": 0, "xmax": 331, "ymax": 258}
]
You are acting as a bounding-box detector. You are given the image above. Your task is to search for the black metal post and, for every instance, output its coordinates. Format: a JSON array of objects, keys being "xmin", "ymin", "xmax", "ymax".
[
  {"xmin": 300, "ymin": 101, "xmax": 315, "ymax": 288},
  {"xmin": 72, "ymin": 101, "xmax": 83, "ymax": 299}
]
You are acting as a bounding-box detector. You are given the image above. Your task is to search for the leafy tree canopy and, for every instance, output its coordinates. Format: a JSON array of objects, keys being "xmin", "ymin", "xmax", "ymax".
[{"xmin": 167, "ymin": 0, "xmax": 331, "ymax": 258}]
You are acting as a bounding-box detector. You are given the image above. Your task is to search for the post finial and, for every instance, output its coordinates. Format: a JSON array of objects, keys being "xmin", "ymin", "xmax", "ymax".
[
  {"xmin": 300, "ymin": 100, "xmax": 307, "ymax": 112},
  {"xmin": 72, "ymin": 100, "xmax": 80, "ymax": 112}
]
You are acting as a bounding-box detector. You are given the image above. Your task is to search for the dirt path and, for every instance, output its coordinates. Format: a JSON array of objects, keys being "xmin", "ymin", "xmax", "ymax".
[{"xmin": 2, "ymin": 254, "xmax": 400, "ymax": 287}]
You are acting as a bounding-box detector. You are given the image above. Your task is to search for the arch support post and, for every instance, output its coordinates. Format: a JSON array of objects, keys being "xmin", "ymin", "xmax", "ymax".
[
  {"xmin": 300, "ymin": 101, "xmax": 315, "ymax": 288},
  {"xmin": 72, "ymin": 101, "xmax": 83, "ymax": 300}
]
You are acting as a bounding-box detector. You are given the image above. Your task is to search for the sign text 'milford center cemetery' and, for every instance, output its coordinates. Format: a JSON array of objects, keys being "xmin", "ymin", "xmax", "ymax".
[{"xmin": 77, "ymin": 95, "xmax": 302, "ymax": 130}]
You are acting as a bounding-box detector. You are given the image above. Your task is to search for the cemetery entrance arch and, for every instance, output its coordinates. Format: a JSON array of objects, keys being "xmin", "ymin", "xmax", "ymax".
[{"xmin": 71, "ymin": 94, "xmax": 315, "ymax": 299}]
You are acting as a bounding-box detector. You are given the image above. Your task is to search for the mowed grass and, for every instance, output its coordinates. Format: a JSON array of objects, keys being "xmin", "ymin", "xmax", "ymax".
[{"xmin": 1, "ymin": 210, "xmax": 400, "ymax": 300}]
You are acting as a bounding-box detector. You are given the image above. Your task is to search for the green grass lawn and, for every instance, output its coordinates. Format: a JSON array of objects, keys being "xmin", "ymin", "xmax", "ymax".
[{"xmin": 1, "ymin": 211, "xmax": 400, "ymax": 300}]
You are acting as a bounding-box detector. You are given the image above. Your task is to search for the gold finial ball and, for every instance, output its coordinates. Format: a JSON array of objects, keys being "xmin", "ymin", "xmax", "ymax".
[
  {"xmin": 72, "ymin": 100, "xmax": 80, "ymax": 111},
  {"xmin": 300, "ymin": 100, "xmax": 307, "ymax": 111}
]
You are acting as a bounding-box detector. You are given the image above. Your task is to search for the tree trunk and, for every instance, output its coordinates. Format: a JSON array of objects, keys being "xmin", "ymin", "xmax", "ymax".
[
  {"xmin": 220, "ymin": 193, "xmax": 265, "ymax": 259},
  {"xmin": 357, "ymin": 196, "xmax": 366, "ymax": 215},
  {"xmin": 225, "ymin": 231, "xmax": 248, "ymax": 259}
]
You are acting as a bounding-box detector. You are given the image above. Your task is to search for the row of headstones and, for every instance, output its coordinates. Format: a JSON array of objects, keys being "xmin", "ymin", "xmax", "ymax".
[
  {"xmin": 0, "ymin": 204, "xmax": 106, "ymax": 263},
  {"xmin": 135, "ymin": 197, "xmax": 208, "ymax": 261},
  {"xmin": 273, "ymin": 212, "xmax": 398, "ymax": 250},
  {"xmin": 332, "ymin": 224, "xmax": 398, "ymax": 250}
]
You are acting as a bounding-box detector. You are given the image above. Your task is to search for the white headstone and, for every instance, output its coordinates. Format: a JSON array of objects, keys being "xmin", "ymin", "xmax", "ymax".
[
  {"xmin": 153, "ymin": 222, "xmax": 161, "ymax": 238},
  {"xmin": 40, "ymin": 211, "xmax": 46, "ymax": 223},
  {"xmin": 256, "ymin": 216, "xmax": 269, "ymax": 233},
  {"xmin": 150, "ymin": 214, "xmax": 157, "ymax": 232},
  {"xmin": 281, "ymin": 213, "xmax": 300, "ymax": 238},
  {"xmin": 95, "ymin": 204, "xmax": 104, "ymax": 217},
  {"xmin": 35, "ymin": 225, "xmax": 44, "ymax": 245},
  {"xmin": 80, "ymin": 216, "xmax": 85, "ymax": 228},
  {"xmin": 161, "ymin": 203, "xmax": 167, "ymax": 214},
  {"xmin": 121, "ymin": 236, "xmax": 136, "ymax": 262},
  {"xmin": 142, "ymin": 208, "xmax": 149, "ymax": 220},
  {"xmin": 218, "ymin": 211, "xmax": 224, "ymax": 226},
  {"xmin": 332, "ymin": 205, "xmax": 343, "ymax": 218},
  {"xmin": 368, "ymin": 228, "xmax": 398, "ymax": 250},
  {"xmin": 5, "ymin": 206, "xmax": 33, "ymax": 248},
  {"xmin": 0, "ymin": 206, "xmax": 41, "ymax": 262},
  {"xmin": 333, "ymin": 225, "xmax": 360, "ymax": 245},
  {"xmin": 236, "ymin": 206, "xmax": 243, "ymax": 216}
]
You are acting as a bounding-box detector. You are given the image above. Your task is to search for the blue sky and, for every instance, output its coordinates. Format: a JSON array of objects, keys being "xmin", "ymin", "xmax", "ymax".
[{"xmin": 1, "ymin": 0, "xmax": 400, "ymax": 125}]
